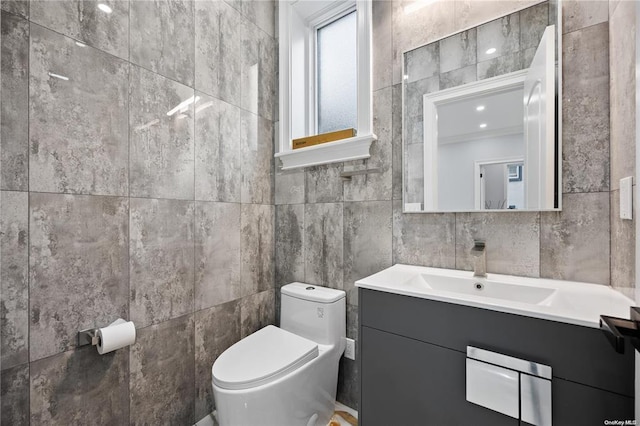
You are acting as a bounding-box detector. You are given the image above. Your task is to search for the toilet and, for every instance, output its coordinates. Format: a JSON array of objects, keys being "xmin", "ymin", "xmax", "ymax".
[{"xmin": 211, "ymin": 283, "xmax": 346, "ymax": 426}]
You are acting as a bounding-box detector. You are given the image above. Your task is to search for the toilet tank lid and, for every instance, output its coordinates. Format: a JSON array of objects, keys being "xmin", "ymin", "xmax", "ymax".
[{"xmin": 282, "ymin": 283, "xmax": 346, "ymax": 303}]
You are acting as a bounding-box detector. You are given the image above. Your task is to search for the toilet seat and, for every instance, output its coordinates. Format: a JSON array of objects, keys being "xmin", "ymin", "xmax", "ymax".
[{"xmin": 212, "ymin": 325, "xmax": 319, "ymax": 391}]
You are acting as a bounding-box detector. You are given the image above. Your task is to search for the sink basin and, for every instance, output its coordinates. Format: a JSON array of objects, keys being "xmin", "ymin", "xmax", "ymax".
[
  {"xmin": 355, "ymin": 264, "xmax": 634, "ymax": 328},
  {"xmin": 409, "ymin": 274, "xmax": 556, "ymax": 305}
]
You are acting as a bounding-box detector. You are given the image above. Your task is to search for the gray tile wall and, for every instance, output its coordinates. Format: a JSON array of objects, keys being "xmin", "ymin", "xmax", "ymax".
[
  {"xmin": 275, "ymin": 0, "xmax": 625, "ymax": 409},
  {"xmin": 0, "ymin": 0, "xmax": 276, "ymax": 423},
  {"xmin": 2, "ymin": 0, "xmax": 632, "ymax": 420},
  {"xmin": 609, "ymin": 0, "xmax": 636, "ymax": 298}
]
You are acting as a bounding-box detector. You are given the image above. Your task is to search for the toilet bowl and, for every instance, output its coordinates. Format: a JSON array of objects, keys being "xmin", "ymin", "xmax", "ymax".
[{"xmin": 212, "ymin": 283, "xmax": 346, "ymax": 426}]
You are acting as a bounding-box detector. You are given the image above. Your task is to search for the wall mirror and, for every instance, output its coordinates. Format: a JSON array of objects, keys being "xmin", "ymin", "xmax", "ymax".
[{"xmin": 402, "ymin": 1, "xmax": 561, "ymax": 212}]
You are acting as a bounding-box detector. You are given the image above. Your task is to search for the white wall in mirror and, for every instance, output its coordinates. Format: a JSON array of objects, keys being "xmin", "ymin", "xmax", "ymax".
[{"xmin": 423, "ymin": 71, "xmax": 527, "ymax": 211}]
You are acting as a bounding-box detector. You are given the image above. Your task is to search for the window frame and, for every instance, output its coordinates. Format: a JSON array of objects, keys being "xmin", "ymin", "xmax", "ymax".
[{"xmin": 276, "ymin": 0, "xmax": 375, "ymax": 170}]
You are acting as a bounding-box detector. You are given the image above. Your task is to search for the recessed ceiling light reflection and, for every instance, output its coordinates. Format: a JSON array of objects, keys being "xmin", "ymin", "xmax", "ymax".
[
  {"xmin": 98, "ymin": 3, "xmax": 113, "ymax": 14},
  {"xmin": 48, "ymin": 72, "xmax": 69, "ymax": 81},
  {"xmin": 166, "ymin": 95, "xmax": 200, "ymax": 116},
  {"xmin": 479, "ymin": 123, "xmax": 487, "ymax": 129},
  {"xmin": 135, "ymin": 119, "xmax": 160, "ymax": 132},
  {"xmin": 485, "ymin": 47, "xmax": 497, "ymax": 55},
  {"xmin": 476, "ymin": 105, "xmax": 485, "ymax": 112},
  {"xmin": 404, "ymin": 0, "xmax": 437, "ymax": 15},
  {"xmin": 195, "ymin": 101, "xmax": 215, "ymax": 114}
]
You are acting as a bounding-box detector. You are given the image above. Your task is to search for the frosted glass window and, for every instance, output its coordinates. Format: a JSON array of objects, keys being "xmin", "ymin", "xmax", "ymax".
[{"xmin": 317, "ymin": 11, "xmax": 357, "ymax": 134}]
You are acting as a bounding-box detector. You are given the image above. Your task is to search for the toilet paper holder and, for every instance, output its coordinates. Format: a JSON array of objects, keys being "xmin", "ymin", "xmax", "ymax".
[
  {"xmin": 78, "ymin": 328, "xmax": 101, "ymax": 347},
  {"xmin": 77, "ymin": 319, "xmax": 136, "ymax": 354}
]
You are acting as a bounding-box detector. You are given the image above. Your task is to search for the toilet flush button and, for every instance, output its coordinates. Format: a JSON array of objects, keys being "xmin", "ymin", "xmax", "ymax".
[{"xmin": 306, "ymin": 286, "xmax": 315, "ymax": 290}]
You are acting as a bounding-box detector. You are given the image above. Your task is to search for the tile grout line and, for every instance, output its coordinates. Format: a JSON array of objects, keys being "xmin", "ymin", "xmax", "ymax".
[
  {"xmin": 454, "ymin": 212, "xmax": 458, "ymax": 270},
  {"xmin": 127, "ymin": 0, "xmax": 132, "ymax": 423},
  {"xmin": 192, "ymin": 0, "xmax": 198, "ymax": 419},
  {"xmin": 607, "ymin": 1, "xmax": 613, "ymax": 292},
  {"xmin": 27, "ymin": 3, "xmax": 32, "ymax": 418},
  {"xmin": 18, "ymin": 189, "xmax": 277, "ymax": 206}
]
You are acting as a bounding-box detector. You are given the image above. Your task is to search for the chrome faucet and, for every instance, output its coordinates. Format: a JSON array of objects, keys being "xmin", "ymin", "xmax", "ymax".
[{"xmin": 471, "ymin": 240, "xmax": 487, "ymax": 278}]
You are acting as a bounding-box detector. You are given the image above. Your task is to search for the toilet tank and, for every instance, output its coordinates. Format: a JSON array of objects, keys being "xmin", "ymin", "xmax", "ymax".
[{"xmin": 280, "ymin": 283, "xmax": 346, "ymax": 346}]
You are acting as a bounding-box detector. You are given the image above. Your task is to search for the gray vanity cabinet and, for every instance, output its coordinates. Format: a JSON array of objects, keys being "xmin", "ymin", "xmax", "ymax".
[
  {"xmin": 361, "ymin": 326, "xmax": 519, "ymax": 425},
  {"xmin": 358, "ymin": 288, "xmax": 635, "ymax": 426}
]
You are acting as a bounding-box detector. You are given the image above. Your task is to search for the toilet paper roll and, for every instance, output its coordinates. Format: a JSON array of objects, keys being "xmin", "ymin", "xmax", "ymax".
[{"xmin": 96, "ymin": 319, "xmax": 136, "ymax": 355}]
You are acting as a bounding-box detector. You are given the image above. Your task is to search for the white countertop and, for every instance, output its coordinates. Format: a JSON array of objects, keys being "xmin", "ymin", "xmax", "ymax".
[{"xmin": 355, "ymin": 264, "xmax": 635, "ymax": 328}]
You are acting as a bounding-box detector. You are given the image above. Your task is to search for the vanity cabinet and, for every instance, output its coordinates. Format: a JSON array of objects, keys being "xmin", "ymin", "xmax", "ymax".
[{"xmin": 359, "ymin": 289, "xmax": 634, "ymax": 426}]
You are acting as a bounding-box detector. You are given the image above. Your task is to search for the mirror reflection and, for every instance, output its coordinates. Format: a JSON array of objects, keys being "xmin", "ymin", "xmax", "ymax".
[{"xmin": 402, "ymin": 1, "xmax": 560, "ymax": 212}]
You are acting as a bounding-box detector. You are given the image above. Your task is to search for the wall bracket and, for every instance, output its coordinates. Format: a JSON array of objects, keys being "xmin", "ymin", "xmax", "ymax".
[{"xmin": 600, "ymin": 307, "xmax": 640, "ymax": 354}]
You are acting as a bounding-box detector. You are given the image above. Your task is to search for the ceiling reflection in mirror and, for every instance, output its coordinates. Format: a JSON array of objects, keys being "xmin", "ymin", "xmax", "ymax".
[{"xmin": 402, "ymin": 1, "xmax": 560, "ymax": 213}]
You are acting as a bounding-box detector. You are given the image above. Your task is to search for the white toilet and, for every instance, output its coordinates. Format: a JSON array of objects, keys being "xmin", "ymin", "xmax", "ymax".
[{"xmin": 211, "ymin": 283, "xmax": 346, "ymax": 426}]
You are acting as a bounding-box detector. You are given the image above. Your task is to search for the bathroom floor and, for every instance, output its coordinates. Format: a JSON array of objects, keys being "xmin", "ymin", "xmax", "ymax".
[
  {"xmin": 330, "ymin": 402, "xmax": 358, "ymax": 425},
  {"xmin": 195, "ymin": 402, "xmax": 358, "ymax": 426}
]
